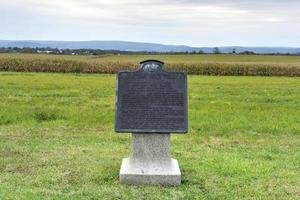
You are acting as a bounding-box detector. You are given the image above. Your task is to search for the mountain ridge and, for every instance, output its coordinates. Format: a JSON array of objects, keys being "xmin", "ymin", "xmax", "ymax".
[{"xmin": 0, "ymin": 40, "xmax": 299, "ymax": 54}]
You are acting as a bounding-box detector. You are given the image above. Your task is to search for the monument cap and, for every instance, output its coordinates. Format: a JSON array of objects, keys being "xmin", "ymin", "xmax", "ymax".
[{"xmin": 140, "ymin": 60, "xmax": 164, "ymax": 65}]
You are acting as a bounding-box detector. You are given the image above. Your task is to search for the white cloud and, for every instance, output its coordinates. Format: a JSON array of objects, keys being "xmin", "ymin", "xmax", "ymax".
[
  {"xmin": 15, "ymin": 0, "xmax": 290, "ymax": 24},
  {"xmin": 1, "ymin": 0, "xmax": 300, "ymax": 46}
]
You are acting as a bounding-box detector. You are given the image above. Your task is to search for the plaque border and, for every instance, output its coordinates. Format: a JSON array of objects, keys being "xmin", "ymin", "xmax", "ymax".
[{"xmin": 115, "ymin": 61, "xmax": 188, "ymax": 134}]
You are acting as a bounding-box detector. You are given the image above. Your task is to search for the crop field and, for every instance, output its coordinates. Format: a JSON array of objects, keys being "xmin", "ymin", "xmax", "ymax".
[
  {"xmin": 0, "ymin": 53, "xmax": 300, "ymax": 76},
  {"xmin": 0, "ymin": 72, "xmax": 299, "ymax": 199}
]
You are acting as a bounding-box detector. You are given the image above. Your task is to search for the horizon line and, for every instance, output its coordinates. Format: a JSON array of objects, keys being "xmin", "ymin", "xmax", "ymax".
[{"xmin": 0, "ymin": 39, "xmax": 300, "ymax": 49}]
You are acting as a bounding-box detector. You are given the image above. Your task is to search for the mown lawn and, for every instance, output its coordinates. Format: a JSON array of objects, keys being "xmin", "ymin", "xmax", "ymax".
[
  {"xmin": 2, "ymin": 53, "xmax": 300, "ymax": 63},
  {"xmin": 0, "ymin": 72, "xmax": 299, "ymax": 199}
]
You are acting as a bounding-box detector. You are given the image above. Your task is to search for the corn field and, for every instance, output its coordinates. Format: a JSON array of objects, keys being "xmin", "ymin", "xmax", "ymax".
[{"xmin": 0, "ymin": 54, "xmax": 299, "ymax": 76}]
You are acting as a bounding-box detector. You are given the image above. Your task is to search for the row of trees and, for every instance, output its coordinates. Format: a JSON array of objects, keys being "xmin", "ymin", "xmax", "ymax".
[
  {"xmin": 0, "ymin": 47, "xmax": 297, "ymax": 55},
  {"xmin": 212, "ymin": 47, "xmax": 254, "ymax": 55}
]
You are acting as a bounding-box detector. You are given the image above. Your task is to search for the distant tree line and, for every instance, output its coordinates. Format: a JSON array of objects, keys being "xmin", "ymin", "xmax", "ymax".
[
  {"xmin": 0, "ymin": 47, "xmax": 299, "ymax": 56},
  {"xmin": 0, "ymin": 47, "xmax": 205, "ymax": 55}
]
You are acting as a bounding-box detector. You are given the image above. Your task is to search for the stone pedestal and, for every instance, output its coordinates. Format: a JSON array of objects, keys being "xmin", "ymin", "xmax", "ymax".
[{"xmin": 119, "ymin": 133, "xmax": 181, "ymax": 186}]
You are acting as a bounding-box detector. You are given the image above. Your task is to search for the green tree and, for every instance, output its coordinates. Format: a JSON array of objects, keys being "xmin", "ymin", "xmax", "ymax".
[{"xmin": 213, "ymin": 47, "xmax": 221, "ymax": 54}]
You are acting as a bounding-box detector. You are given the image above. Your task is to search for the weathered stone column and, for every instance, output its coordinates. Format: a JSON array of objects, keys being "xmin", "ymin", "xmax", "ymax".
[{"xmin": 119, "ymin": 133, "xmax": 181, "ymax": 186}]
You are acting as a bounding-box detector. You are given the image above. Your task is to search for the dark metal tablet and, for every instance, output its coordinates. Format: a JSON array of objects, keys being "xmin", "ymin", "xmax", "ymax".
[{"xmin": 115, "ymin": 60, "xmax": 187, "ymax": 133}]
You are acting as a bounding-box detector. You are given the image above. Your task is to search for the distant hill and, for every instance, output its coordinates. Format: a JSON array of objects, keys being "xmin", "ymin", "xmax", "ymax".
[{"xmin": 0, "ymin": 40, "xmax": 299, "ymax": 54}]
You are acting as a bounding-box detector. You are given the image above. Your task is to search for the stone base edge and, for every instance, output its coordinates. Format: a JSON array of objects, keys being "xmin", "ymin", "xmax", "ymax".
[{"xmin": 119, "ymin": 158, "xmax": 181, "ymax": 186}]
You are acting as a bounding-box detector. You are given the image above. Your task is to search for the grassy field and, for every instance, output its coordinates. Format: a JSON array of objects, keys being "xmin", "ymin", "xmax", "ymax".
[
  {"xmin": 1, "ymin": 53, "xmax": 300, "ymax": 76},
  {"xmin": 0, "ymin": 72, "xmax": 299, "ymax": 199}
]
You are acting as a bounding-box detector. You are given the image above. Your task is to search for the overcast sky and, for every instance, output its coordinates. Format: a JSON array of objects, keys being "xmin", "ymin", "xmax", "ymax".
[{"xmin": 1, "ymin": 0, "xmax": 300, "ymax": 47}]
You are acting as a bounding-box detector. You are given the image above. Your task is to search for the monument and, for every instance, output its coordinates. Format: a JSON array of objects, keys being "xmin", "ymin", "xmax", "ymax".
[{"xmin": 115, "ymin": 60, "xmax": 187, "ymax": 186}]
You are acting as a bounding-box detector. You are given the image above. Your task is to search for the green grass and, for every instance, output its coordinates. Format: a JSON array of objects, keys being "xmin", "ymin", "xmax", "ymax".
[
  {"xmin": 0, "ymin": 72, "xmax": 299, "ymax": 199},
  {"xmin": 2, "ymin": 53, "xmax": 300, "ymax": 63}
]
